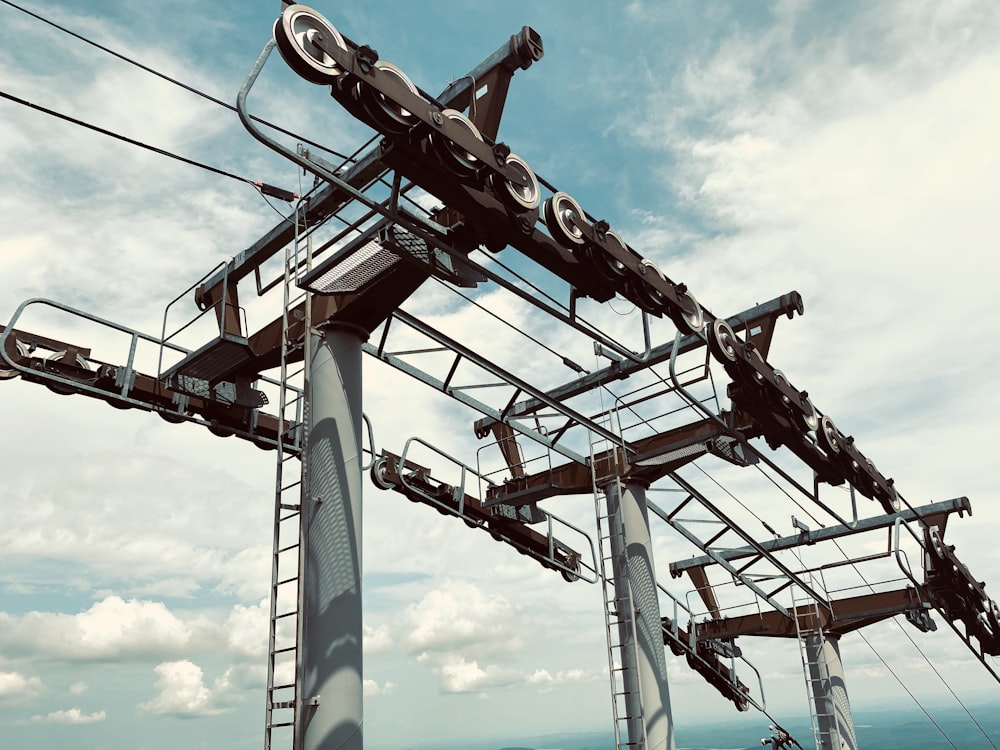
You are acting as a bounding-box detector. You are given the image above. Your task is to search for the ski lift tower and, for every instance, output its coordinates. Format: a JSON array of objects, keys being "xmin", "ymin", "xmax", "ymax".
[{"xmin": 4, "ymin": 5, "xmax": 999, "ymax": 750}]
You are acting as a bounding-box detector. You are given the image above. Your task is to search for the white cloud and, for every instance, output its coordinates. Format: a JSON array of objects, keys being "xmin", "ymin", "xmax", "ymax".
[
  {"xmin": 223, "ymin": 599, "xmax": 269, "ymax": 659},
  {"xmin": 0, "ymin": 429, "xmax": 274, "ymax": 605},
  {"xmin": 0, "ymin": 670, "xmax": 44, "ymax": 702},
  {"xmin": 403, "ymin": 581, "xmax": 522, "ymax": 657},
  {"xmin": 0, "ymin": 595, "xmax": 275, "ymax": 668},
  {"xmin": 69, "ymin": 681, "xmax": 89, "ymax": 695},
  {"xmin": 138, "ymin": 660, "xmax": 241, "ymax": 718},
  {"xmin": 31, "ymin": 707, "xmax": 107, "ymax": 724},
  {"xmin": 433, "ymin": 656, "xmax": 522, "ymax": 694},
  {"xmin": 363, "ymin": 678, "xmax": 397, "ymax": 697},
  {"xmin": 363, "ymin": 623, "xmax": 394, "ymax": 655},
  {"xmin": 525, "ymin": 668, "xmax": 598, "ymax": 694},
  {"xmin": 401, "ymin": 584, "xmax": 596, "ymax": 695},
  {"xmin": 0, "ymin": 595, "xmax": 219, "ymax": 662},
  {"xmin": 216, "ymin": 545, "xmax": 272, "ymax": 602}
]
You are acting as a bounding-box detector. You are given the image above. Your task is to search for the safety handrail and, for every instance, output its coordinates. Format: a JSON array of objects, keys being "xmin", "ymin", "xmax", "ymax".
[
  {"xmin": 657, "ymin": 579, "xmax": 766, "ymax": 712},
  {"xmin": 395, "ymin": 436, "xmax": 599, "ymax": 583},
  {"xmin": 1, "ymin": 297, "xmax": 299, "ymax": 449}
]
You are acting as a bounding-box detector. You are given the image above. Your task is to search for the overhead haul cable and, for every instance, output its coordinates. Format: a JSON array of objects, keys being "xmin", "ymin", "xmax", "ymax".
[
  {"xmin": 0, "ymin": 0, "xmax": 354, "ymax": 165},
  {"xmin": 829, "ymin": 537, "xmax": 999, "ymax": 750},
  {"xmin": 429, "ymin": 275, "xmax": 588, "ymax": 375},
  {"xmin": 0, "ymin": 88, "xmax": 294, "ymax": 203},
  {"xmin": 672, "ymin": 462, "xmax": 992, "ymax": 748}
]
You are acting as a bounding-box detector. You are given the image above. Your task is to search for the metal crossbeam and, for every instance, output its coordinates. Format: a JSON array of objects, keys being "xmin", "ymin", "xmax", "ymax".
[
  {"xmin": 670, "ymin": 496, "xmax": 971, "ymax": 575},
  {"xmin": 473, "ymin": 292, "xmax": 802, "ymax": 430},
  {"xmin": 364, "ymin": 309, "xmax": 624, "ymax": 466}
]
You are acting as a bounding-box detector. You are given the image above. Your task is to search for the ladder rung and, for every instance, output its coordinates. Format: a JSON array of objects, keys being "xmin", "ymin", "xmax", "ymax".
[
  {"xmin": 275, "ymin": 610, "xmax": 298, "ymax": 620},
  {"xmin": 278, "ymin": 543, "xmax": 299, "ymax": 554},
  {"xmin": 268, "ymin": 721, "xmax": 294, "ymax": 728},
  {"xmin": 269, "ymin": 682, "xmax": 296, "ymax": 691},
  {"xmin": 276, "ymin": 575, "xmax": 298, "ymax": 586},
  {"xmin": 280, "ymin": 503, "xmax": 300, "ymax": 511},
  {"xmin": 272, "ymin": 646, "xmax": 297, "ymax": 655}
]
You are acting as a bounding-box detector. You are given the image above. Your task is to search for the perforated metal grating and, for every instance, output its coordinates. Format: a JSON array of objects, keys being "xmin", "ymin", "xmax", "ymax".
[{"xmin": 301, "ymin": 238, "xmax": 401, "ymax": 294}]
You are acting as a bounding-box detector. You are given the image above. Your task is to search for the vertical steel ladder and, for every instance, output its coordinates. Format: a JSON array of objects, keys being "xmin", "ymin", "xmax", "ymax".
[
  {"xmin": 591, "ymin": 413, "xmax": 646, "ymax": 750},
  {"xmin": 791, "ymin": 569, "xmax": 841, "ymax": 750},
  {"xmin": 265, "ymin": 228, "xmax": 312, "ymax": 750}
]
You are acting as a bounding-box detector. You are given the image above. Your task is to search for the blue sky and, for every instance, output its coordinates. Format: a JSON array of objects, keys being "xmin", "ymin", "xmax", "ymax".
[{"xmin": 1, "ymin": 1, "xmax": 999, "ymax": 748}]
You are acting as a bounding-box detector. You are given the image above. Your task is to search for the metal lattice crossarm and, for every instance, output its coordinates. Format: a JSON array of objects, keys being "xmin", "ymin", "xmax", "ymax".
[
  {"xmin": 0, "ymin": 301, "xmax": 299, "ymax": 451},
  {"xmin": 5, "ymin": 6, "xmax": 998, "ymax": 750},
  {"xmin": 669, "ymin": 497, "xmax": 972, "ymax": 578},
  {"xmin": 369, "ymin": 446, "xmax": 596, "ymax": 584},
  {"xmin": 258, "ymin": 5, "xmax": 901, "ymax": 518}
]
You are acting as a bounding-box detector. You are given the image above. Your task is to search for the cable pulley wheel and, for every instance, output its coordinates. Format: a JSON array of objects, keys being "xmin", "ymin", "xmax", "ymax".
[
  {"xmin": 817, "ymin": 415, "xmax": 842, "ymax": 456},
  {"xmin": 369, "ymin": 457, "xmax": 395, "ymax": 490},
  {"xmin": 431, "ymin": 109, "xmax": 483, "ymax": 175},
  {"xmin": 43, "ymin": 351, "xmax": 91, "ymax": 395},
  {"xmin": 798, "ymin": 391, "xmax": 820, "ymax": 432},
  {"xmin": 585, "ymin": 229, "xmax": 631, "ymax": 282},
  {"xmin": 709, "ymin": 318, "xmax": 740, "ymax": 363},
  {"xmin": 354, "ymin": 60, "xmax": 419, "ymax": 133},
  {"xmin": 491, "ymin": 152, "xmax": 540, "ymax": 211},
  {"xmin": 543, "ymin": 192, "xmax": 588, "ymax": 248},
  {"xmin": 880, "ymin": 482, "xmax": 900, "ymax": 512},
  {"xmin": 743, "ymin": 346, "xmax": 768, "ymax": 385},
  {"xmin": 772, "ymin": 369, "xmax": 792, "ymax": 407},
  {"xmin": 672, "ymin": 286, "xmax": 705, "ymax": 335},
  {"xmin": 208, "ymin": 422, "xmax": 235, "ymax": 438},
  {"xmin": 560, "ymin": 568, "xmax": 579, "ymax": 583},
  {"xmin": 628, "ymin": 259, "xmax": 668, "ymax": 315},
  {"xmin": 0, "ymin": 338, "xmax": 27, "ymax": 380},
  {"xmin": 273, "ymin": 4, "xmax": 348, "ymax": 84}
]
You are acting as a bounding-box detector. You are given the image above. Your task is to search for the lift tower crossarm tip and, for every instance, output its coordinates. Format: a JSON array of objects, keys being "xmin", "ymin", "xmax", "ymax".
[
  {"xmin": 669, "ymin": 496, "xmax": 973, "ymax": 576},
  {"xmin": 197, "ymin": 24, "xmax": 545, "ymax": 311},
  {"xmin": 691, "ymin": 587, "xmax": 933, "ymax": 641},
  {"xmin": 472, "ymin": 292, "xmax": 803, "ymax": 436}
]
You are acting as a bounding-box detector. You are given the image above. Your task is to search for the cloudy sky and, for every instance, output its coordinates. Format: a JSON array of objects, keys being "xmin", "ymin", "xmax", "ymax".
[{"xmin": 1, "ymin": 1, "xmax": 999, "ymax": 748}]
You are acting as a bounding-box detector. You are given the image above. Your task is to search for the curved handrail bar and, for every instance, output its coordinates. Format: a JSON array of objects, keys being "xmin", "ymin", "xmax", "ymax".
[
  {"xmin": 667, "ymin": 329, "xmax": 733, "ymax": 432},
  {"xmin": 396, "ymin": 436, "xmax": 598, "ymax": 583},
  {"xmin": 237, "ymin": 41, "xmax": 667, "ymax": 369},
  {"xmin": 360, "ymin": 412, "xmax": 377, "ymax": 471},
  {"xmin": 1, "ymin": 297, "xmax": 298, "ymax": 450},
  {"xmin": 656, "ymin": 579, "xmax": 765, "ymax": 712},
  {"xmin": 158, "ymin": 260, "xmax": 229, "ymax": 380}
]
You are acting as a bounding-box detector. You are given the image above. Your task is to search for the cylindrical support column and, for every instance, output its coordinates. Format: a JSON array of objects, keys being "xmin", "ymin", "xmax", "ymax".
[
  {"xmin": 804, "ymin": 633, "xmax": 857, "ymax": 750},
  {"xmin": 606, "ymin": 480, "xmax": 675, "ymax": 750},
  {"xmin": 298, "ymin": 325, "xmax": 365, "ymax": 750}
]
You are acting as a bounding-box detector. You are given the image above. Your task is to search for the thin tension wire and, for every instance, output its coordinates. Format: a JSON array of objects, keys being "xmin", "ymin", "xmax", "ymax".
[
  {"xmin": 830, "ymin": 537, "xmax": 999, "ymax": 749},
  {"xmin": 0, "ymin": 89, "xmax": 248, "ymax": 184},
  {"xmin": 0, "ymin": 0, "xmax": 354, "ymax": 164}
]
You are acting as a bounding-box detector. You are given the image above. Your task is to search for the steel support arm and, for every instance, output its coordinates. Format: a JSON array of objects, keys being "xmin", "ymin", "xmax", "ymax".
[
  {"xmin": 692, "ymin": 587, "xmax": 930, "ymax": 641},
  {"xmin": 198, "ymin": 25, "xmax": 544, "ymax": 304},
  {"xmin": 670, "ymin": 497, "xmax": 971, "ymax": 577},
  {"xmin": 472, "ymin": 292, "xmax": 802, "ymax": 434}
]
